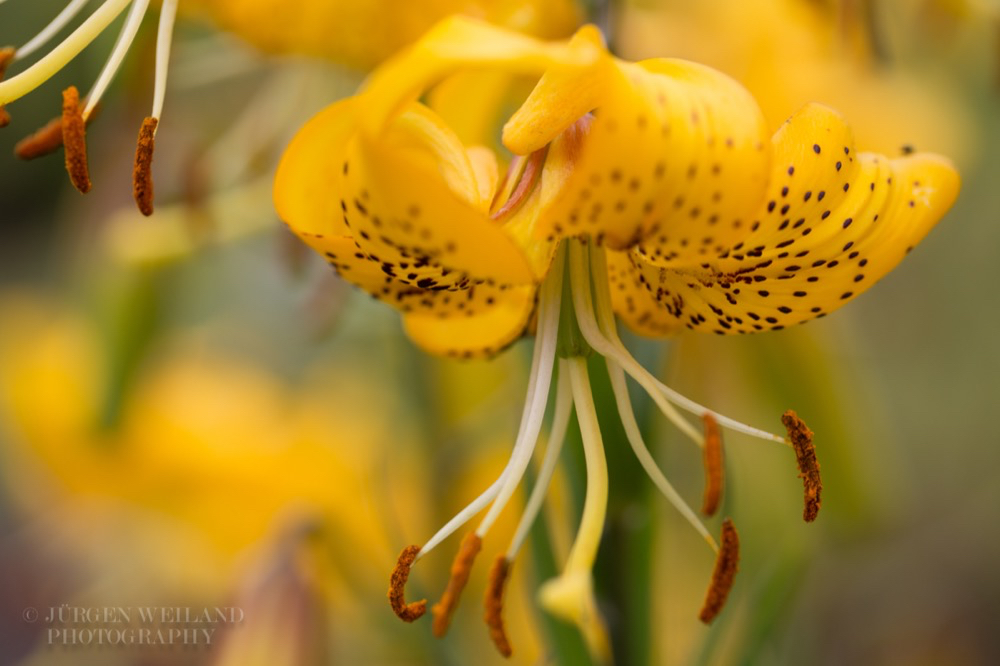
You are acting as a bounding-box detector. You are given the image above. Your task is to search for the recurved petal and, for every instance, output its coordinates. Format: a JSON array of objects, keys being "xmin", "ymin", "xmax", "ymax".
[
  {"xmin": 507, "ymin": 56, "xmax": 770, "ymax": 255},
  {"xmin": 402, "ymin": 286, "xmax": 536, "ymax": 359},
  {"xmin": 305, "ymin": 235, "xmax": 536, "ymax": 357},
  {"xmin": 625, "ymin": 103, "xmax": 959, "ymax": 335},
  {"xmin": 274, "ymin": 98, "xmax": 357, "ymax": 239},
  {"xmin": 359, "ymin": 16, "xmax": 602, "ymax": 135},
  {"xmin": 340, "ymin": 108, "xmax": 535, "ymax": 286}
]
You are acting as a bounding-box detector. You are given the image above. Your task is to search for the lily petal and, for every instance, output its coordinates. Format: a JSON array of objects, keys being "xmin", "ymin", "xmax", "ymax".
[
  {"xmin": 507, "ymin": 55, "xmax": 770, "ymax": 255},
  {"xmin": 301, "ymin": 235, "xmax": 536, "ymax": 358},
  {"xmin": 622, "ymin": 103, "xmax": 960, "ymax": 334}
]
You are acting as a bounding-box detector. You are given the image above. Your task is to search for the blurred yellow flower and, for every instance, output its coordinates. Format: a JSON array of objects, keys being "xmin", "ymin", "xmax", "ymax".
[
  {"xmin": 616, "ymin": 0, "xmax": 971, "ymax": 159},
  {"xmin": 274, "ymin": 15, "xmax": 959, "ymax": 659},
  {"xmin": 0, "ymin": 290, "xmax": 552, "ymax": 663},
  {"xmin": 186, "ymin": 0, "xmax": 580, "ymax": 67}
]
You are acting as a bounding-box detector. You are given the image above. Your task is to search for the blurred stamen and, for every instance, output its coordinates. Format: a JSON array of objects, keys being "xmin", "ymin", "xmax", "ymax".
[
  {"xmin": 701, "ymin": 413, "xmax": 723, "ymax": 516},
  {"xmin": 484, "ymin": 555, "xmax": 513, "ymax": 658},
  {"xmin": 431, "ymin": 532, "xmax": 482, "ymax": 638},
  {"xmin": 15, "ymin": 103, "xmax": 98, "ymax": 159},
  {"xmin": 0, "ymin": 47, "xmax": 14, "ymax": 126},
  {"xmin": 698, "ymin": 518, "xmax": 740, "ymax": 624}
]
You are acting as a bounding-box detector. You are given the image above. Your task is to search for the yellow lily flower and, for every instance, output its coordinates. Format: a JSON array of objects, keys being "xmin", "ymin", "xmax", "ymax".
[{"xmin": 275, "ymin": 15, "xmax": 959, "ymax": 661}]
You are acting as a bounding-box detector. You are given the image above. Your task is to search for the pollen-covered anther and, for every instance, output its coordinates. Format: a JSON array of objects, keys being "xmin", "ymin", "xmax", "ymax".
[
  {"xmin": 15, "ymin": 104, "xmax": 99, "ymax": 161},
  {"xmin": 61, "ymin": 86, "xmax": 91, "ymax": 194},
  {"xmin": 698, "ymin": 518, "xmax": 740, "ymax": 624},
  {"xmin": 133, "ymin": 116, "xmax": 158, "ymax": 216},
  {"xmin": 0, "ymin": 47, "xmax": 15, "ymax": 127},
  {"xmin": 484, "ymin": 554, "xmax": 513, "ymax": 658},
  {"xmin": 781, "ymin": 409, "xmax": 822, "ymax": 522},
  {"xmin": 490, "ymin": 146, "xmax": 547, "ymax": 222},
  {"xmin": 701, "ymin": 413, "xmax": 724, "ymax": 516},
  {"xmin": 431, "ymin": 532, "xmax": 482, "ymax": 638},
  {"xmin": 388, "ymin": 545, "xmax": 427, "ymax": 622}
]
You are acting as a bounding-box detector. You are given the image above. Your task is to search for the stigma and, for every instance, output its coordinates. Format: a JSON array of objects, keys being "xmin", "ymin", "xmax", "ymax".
[
  {"xmin": 0, "ymin": 0, "xmax": 179, "ymax": 214},
  {"xmin": 386, "ymin": 238, "xmax": 823, "ymax": 659}
]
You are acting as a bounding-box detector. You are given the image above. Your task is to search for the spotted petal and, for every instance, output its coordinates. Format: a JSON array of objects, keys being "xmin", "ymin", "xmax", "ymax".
[
  {"xmin": 302, "ymin": 235, "xmax": 536, "ymax": 358},
  {"xmin": 505, "ymin": 53, "xmax": 771, "ymax": 258},
  {"xmin": 622, "ymin": 103, "xmax": 959, "ymax": 335}
]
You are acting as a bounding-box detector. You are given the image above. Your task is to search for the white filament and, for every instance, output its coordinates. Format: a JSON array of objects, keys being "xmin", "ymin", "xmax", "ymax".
[
  {"xmin": 15, "ymin": 0, "xmax": 92, "ymax": 61},
  {"xmin": 606, "ymin": 358, "xmax": 718, "ymax": 552},
  {"xmin": 416, "ymin": 248, "xmax": 564, "ymax": 560},
  {"xmin": 475, "ymin": 248, "xmax": 565, "ymax": 537},
  {"xmin": 586, "ymin": 245, "xmax": 789, "ymax": 447},
  {"xmin": 150, "ymin": 0, "xmax": 177, "ymax": 120},
  {"xmin": 0, "ymin": 0, "xmax": 131, "ymax": 106},
  {"xmin": 83, "ymin": 0, "xmax": 150, "ymax": 119},
  {"xmin": 506, "ymin": 361, "xmax": 573, "ymax": 559},
  {"xmin": 568, "ymin": 242, "xmax": 705, "ymax": 447}
]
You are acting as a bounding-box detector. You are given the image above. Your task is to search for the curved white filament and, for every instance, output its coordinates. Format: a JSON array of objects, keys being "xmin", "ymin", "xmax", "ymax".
[
  {"xmin": 15, "ymin": 0, "xmax": 93, "ymax": 61},
  {"xmin": 83, "ymin": 0, "xmax": 150, "ymax": 119},
  {"xmin": 475, "ymin": 247, "xmax": 565, "ymax": 537},
  {"xmin": 0, "ymin": 0, "xmax": 131, "ymax": 106},
  {"xmin": 506, "ymin": 361, "xmax": 573, "ymax": 559},
  {"xmin": 150, "ymin": 0, "xmax": 177, "ymax": 120},
  {"xmin": 568, "ymin": 242, "xmax": 704, "ymax": 447}
]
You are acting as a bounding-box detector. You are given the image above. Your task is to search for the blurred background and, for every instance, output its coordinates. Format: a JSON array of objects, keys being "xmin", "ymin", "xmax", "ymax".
[{"xmin": 0, "ymin": 0, "xmax": 997, "ymax": 664}]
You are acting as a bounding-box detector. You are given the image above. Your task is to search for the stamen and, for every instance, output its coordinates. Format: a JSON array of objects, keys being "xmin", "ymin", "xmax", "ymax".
[
  {"xmin": 484, "ymin": 555, "xmax": 513, "ymax": 658},
  {"xmin": 0, "ymin": 0, "xmax": 132, "ymax": 106},
  {"xmin": 431, "ymin": 532, "xmax": 482, "ymax": 638},
  {"xmin": 560, "ymin": 357, "xmax": 608, "ymax": 578},
  {"xmin": 782, "ymin": 410, "xmax": 822, "ymax": 522},
  {"xmin": 474, "ymin": 247, "xmax": 564, "ymax": 539},
  {"xmin": 537, "ymin": 357, "xmax": 613, "ymax": 663},
  {"xmin": 132, "ymin": 116, "xmax": 157, "ymax": 216},
  {"xmin": 14, "ymin": 103, "xmax": 98, "ymax": 160},
  {"xmin": 415, "ymin": 250, "xmax": 565, "ymax": 562},
  {"xmin": 698, "ymin": 518, "xmax": 740, "ymax": 624},
  {"xmin": 569, "ymin": 241, "xmax": 704, "ymax": 446},
  {"xmin": 606, "ymin": 357, "xmax": 718, "ymax": 551},
  {"xmin": 701, "ymin": 413, "xmax": 723, "ymax": 516},
  {"xmin": 505, "ymin": 362, "xmax": 573, "ymax": 560},
  {"xmin": 490, "ymin": 146, "xmax": 546, "ymax": 222},
  {"xmin": 388, "ymin": 545, "xmax": 427, "ymax": 622},
  {"xmin": 151, "ymin": 0, "xmax": 178, "ymax": 120},
  {"xmin": 61, "ymin": 85, "xmax": 90, "ymax": 193},
  {"xmin": 587, "ymin": 243, "xmax": 789, "ymax": 448},
  {"xmin": 653, "ymin": 377, "xmax": 790, "ymax": 446},
  {"xmin": 82, "ymin": 0, "xmax": 151, "ymax": 120},
  {"xmin": 0, "ymin": 47, "xmax": 14, "ymax": 127},
  {"xmin": 14, "ymin": 0, "xmax": 92, "ymax": 62},
  {"xmin": 14, "ymin": 116, "xmax": 63, "ymax": 158}
]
